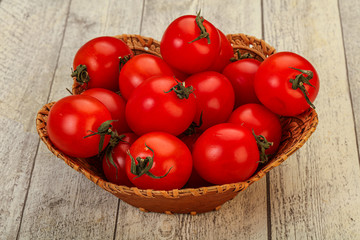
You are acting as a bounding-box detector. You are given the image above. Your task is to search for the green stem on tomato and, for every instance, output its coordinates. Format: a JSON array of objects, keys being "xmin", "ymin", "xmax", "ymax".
[{"xmin": 289, "ymin": 67, "xmax": 316, "ymax": 109}]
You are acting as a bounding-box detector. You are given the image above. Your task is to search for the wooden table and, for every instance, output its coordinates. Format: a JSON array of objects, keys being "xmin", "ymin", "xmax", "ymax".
[{"xmin": 1, "ymin": 0, "xmax": 360, "ymax": 239}]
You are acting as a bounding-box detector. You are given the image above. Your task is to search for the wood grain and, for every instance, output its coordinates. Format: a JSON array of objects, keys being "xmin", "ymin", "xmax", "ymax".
[
  {"xmin": 339, "ymin": 0, "xmax": 360, "ymax": 158},
  {"xmin": 263, "ymin": 0, "xmax": 360, "ymax": 239},
  {"xmin": 17, "ymin": 0, "xmax": 144, "ymax": 239},
  {"xmin": 0, "ymin": 0, "xmax": 71, "ymax": 238}
]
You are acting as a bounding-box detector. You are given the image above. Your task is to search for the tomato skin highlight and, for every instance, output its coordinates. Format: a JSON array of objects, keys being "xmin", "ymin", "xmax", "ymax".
[
  {"xmin": 192, "ymin": 123, "xmax": 259, "ymax": 185},
  {"xmin": 222, "ymin": 58, "xmax": 261, "ymax": 108},
  {"xmin": 119, "ymin": 54, "xmax": 174, "ymax": 100},
  {"xmin": 125, "ymin": 132, "xmax": 192, "ymax": 190},
  {"xmin": 254, "ymin": 52, "xmax": 319, "ymax": 116},
  {"xmin": 82, "ymin": 88, "xmax": 130, "ymax": 134},
  {"xmin": 228, "ymin": 103, "xmax": 282, "ymax": 155},
  {"xmin": 73, "ymin": 36, "xmax": 133, "ymax": 92},
  {"xmin": 47, "ymin": 95, "xmax": 112, "ymax": 158},
  {"xmin": 125, "ymin": 76, "xmax": 196, "ymax": 136},
  {"xmin": 160, "ymin": 15, "xmax": 221, "ymax": 74},
  {"xmin": 185, "ymin": 71, "xmax": 235, "ymax": 131},
  {"xmin": 102, "ymin": 133, "xmax": 138, "ymax": 186}
]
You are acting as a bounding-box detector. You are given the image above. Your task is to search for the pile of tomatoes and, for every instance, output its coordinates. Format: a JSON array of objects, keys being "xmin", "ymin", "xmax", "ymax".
[{"xmin": 46, "ymin": 13, "xmax": 319, "ymax": 191}]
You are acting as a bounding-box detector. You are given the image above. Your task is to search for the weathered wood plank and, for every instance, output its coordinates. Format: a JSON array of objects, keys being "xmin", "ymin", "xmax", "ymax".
[
  {"xmin": 263, "ymin": 0, "xmax": 360, "ymax": 239},
  {"xmin": 0, "ymin": 0, "xmax": 71, "ymax": 238},
  {"xmin": 114, "ymin": 1, "xmax": 268, "ymax": 239},
  {"xmin": 17, "ymin": 0, "xmax": 144, "ymax": 239},
  {"xmin": 339, "ymin": 0, "xmax": 360, "ymax": 158}
]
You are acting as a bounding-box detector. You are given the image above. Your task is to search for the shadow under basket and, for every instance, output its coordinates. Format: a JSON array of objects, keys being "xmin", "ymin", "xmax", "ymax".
[{"xmin": 36, "ymin": 34, "xmax": 318, "ymax": 215}]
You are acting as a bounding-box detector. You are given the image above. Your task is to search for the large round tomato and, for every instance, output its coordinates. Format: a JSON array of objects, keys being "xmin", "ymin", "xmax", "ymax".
[
  {"xmin": 125, "ymin": 76, "xmax": 196, "ymax": 136},
  {"xmin": 185, "ymin": 71, "xmax": 235, "ymax": 130},
  {"xmin": 82, "ymin": 88, "xmax": 130, "ymax": 134},
  {"xmin": 228, "ymin": 103, "xmax": 282, "ymax": 155},
  {"xmin": 125, "ymin": 132, "xmax": 192, "ymax": 190},
  {"xmin": 102, "ymin": 133, "xmax": 138, "ymax": 186},
  {"xmin": 208, "ymin": 29, "xmax": 234, "ymax": 72},
  {"xmin": 254, "ymin": 52, "xmax": 319, "ymax": 116},
  {"xmin": 47, "ymin": 95, "xmax": 112, "ymax": 158},
  {"xmin": 73, "ymin": 36, "xmax": 133, "ymax": 92},
  {"xmin": 160, "ymin": 13, "xmax": 221, "ymax": 74},
  {"xmin": 222, "ymin": 58, "xmax": 261, "ymax": 108},
  {"xmin": 192, "ymin": 123, "xmax": 259, "ymax": 185},
  {"xmin": 119, "ymin": 54, "xmax": 174, "ymax": 100}
]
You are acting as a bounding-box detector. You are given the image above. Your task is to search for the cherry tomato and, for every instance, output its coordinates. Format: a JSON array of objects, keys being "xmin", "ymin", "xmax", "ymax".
[
  {"xmin": 185, "ymin": 71, "xmax": 235, "ymax": 130},
  {"xmin": 180, "ymin": 132, "xmax": 211, "ymax": 188},
  {"xmin": 125, "ymin": 76, "xmax": 196, "ymax": 136},
  {"xmin": 208, "ymin": 29, "xmax": 234, "ymax": 72},
  {"xmin": 222, "ymin": 58, "xmax": 261, "ymax": 108},
  {"xmin": 82, "ymin": 88, "xmax": 130, "ymax": 134},
  {"xmin": 125, "ymin": 132, "xmax": 192, "ymax": 190},
  {"xmin": 254, "ymin": 52, "xmax": 319, "ymax": 116},
  {"xmin": 73, "ymin": 36, "xmax": 133, "ymax": 92},
  {"xmin": 119, "ymin": 54, "xmax": 174, "ymax": 100},
  {"xmin": 102, "ymin": 133, "xmax": 138, "ymax": 186},
  {"xmin": 228, "ymin": 103, "xmax": 282, "ymax": 155},
  {"xmin": 192, "ymin": 123, "xmax": 259, "ymax": 185},
  {"xmin": 160, "ymin": 13, "xmax": 220, "ymax": 74},
  {"xmin": 47, "ymin": 95, "xmax": 112, "ymax": 158}
]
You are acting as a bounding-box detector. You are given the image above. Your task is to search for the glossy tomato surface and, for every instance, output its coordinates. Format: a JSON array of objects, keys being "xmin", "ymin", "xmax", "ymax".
[
  {"xmin": 125, "ymin": 132, "xmax": 192, "ymax": 190},
  {"xmin": 208, "ymin": 29, "xmax": 234, "ymax": 72},
  {"xmin": 125, "ymin": 76, "xmax": 196, "ymax": 136},
  {"xmin": 192, "ymin": 123, "xmax": 259, "ymax": 185},
  {"xmin": 222, "ymin": 58, "xmax": 261, "ymax": 108},
  {"xmin": 102, "ymin": 133, "xmax": 138, "ymax": 186},
  {"xmin": 119, "ymin": 54, "xmax": 174, "ymax": 100},
  {"xmin": 228, "ymin": 103, "xmax": 282, "ymax": 155},
  {"xmin": 254, "ymin": 52, "xmax": 319, "ymax": 116},
  {"xmin": 185, "ymin": 71, "xmax": 235, "ymax": 130},
  {"xmin": 47, "ymin": 95, "xmax": 112, "ymax": 158},
  {"xmin": 160, "ymin": 14, "xmax": 220, "ymax": 74},
  {"xmin": 73, "ymin": 36, "xmax": 133, "ymax": 91},
  {"xmin": 82, "ymin": 88, "xmax": 130, "ymax": 134}
]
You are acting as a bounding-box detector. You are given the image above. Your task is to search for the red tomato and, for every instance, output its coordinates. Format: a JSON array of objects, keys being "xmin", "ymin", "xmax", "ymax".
[
  {"xmin": 254, "ymin": 52, "xmax": 319, "ymax": 116},
  {"xmin": 47, "ymin": 95, "xmax": 112, "ymax": 158},
  {"xmin": 180, "ymin": 133, "xmax": 211, "ymax": 188},
  {"xmin": 125, "ymin": 132, "xmax": 192, "ymax": 190},
  {"xmin": 228, "ymin": 103, "xmax": 282, "ymax": 155},
  {"xmin": 73, "ymin": 36, "xmax": 133, "ymax": 91},
  {"xmin": 222, "ymin": 58, "xmax": 261, "ymax": 108},
  {"xmin": 185, "ymin": 71, "xmax": 235, "ymax": 130},
  {"xmin": 102, "ymin": 133, "xmax": 138, "ymax": 186},
  {"xmin": 192, "ymin": 123, "xmax": 259, "ymax": 185},
  {"xmin": 208, "ymin": 29, "xmax": 234, "ymax": 72},
  {"xmin": 82, "ymin": 88, "xmax": 130, "ymax": 134},
  {"xmin": 160, "ymin": 13, "xmax": 221, "ymax": 74},
  {"xmin": 125, "ymin": 76, "xmax": 196, "ymax": 136},
  {"xmin": 119, "ymin": 54, "xmax": 174, "ymax": 100}
]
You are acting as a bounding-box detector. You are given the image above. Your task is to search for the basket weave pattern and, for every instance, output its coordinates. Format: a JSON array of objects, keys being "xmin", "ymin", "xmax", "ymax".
[{"xmin": 37, "ymin": 34, "xmax": 318, "ymax": 214}]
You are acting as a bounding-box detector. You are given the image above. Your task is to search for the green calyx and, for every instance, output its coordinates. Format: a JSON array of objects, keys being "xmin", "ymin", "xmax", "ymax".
[
  {"xmin": 71, "ymin": 64, "xmax": 90, "ymax": 85},
  {"xmin": 188, "ymin": 11, "xmax": 211, "ymax": 44},
  {"xmin": 252, "ymin": 129, "xmax": 273, "ymax": 164},
  {"xmin": 84, "ymin": 120, "xmax": 116, "ymax": 155},
  {"xmin": 128, "ymin": 144, "xmax": 172, "ymax": 180},
  {"xmin": 164, "ymin": 80, "xmax": 194, "ymax": 99},
  {"xmin": 289, "ymin": 67, "xmax": 316, "ymax": 109},
  {"xmin": 119, "ymin": 54, "xmax": 132, "ymax": 71},
  {"xmin": 230, "ymin": 50, "xmax": 254, "ymax": 62}
]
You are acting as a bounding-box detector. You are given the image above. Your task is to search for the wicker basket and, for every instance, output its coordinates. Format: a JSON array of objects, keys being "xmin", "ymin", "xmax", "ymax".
[{"xmin": 36, "ymin": 34, "xmax": 318, "ymax": 214}]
